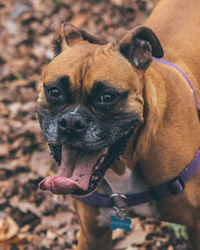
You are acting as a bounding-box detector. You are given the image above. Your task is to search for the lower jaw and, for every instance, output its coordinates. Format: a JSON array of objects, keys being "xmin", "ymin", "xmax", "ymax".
[
  {"xmin": 71, "ymin": 127, "xmax": 135, "ymax": 196},
  {"xmin": 47, "ymin": 124, "xmax": 137, "ymax": 196}
]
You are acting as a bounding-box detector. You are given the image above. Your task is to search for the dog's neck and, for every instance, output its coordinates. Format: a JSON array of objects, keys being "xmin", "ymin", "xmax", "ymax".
[
  {"xmin": 100, "ymin": 150, "xmax": 147, "ymax": 195},
  {"xmin": 98, "ymin": 161, "xmax": 160, "ymax": 219},
  {"xmin": 134, "ymin": 62, "xmax": 200, "ymax": 187},
  {"xmin": 103, "ymin": 165, "xmax": 146, "ymax": 195},
  {"xmin": 103, "ymin": 159, "xmax": 134, "ymax": 194},
  {"xmin": 102, "ymin": 61, "xmax": 200, "ymax": 192}
]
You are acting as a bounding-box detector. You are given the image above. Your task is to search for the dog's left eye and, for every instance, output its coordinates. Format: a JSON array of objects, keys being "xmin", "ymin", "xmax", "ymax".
[{"xmin": 99, "ymin": 93, "xmax": 116, "ymax": 104}]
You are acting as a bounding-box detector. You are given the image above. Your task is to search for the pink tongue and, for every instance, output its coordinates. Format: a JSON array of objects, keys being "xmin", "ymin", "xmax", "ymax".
[
  {"xmin": 39, "ymin": 176, "xmax": 80, "ymax": 194},
  {"xmin": 39, "ymin": 149, "xmax": 100, "ymax": 195}
]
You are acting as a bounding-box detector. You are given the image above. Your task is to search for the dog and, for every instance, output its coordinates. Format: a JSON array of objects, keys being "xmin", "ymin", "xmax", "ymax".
[{"xmin": 37, "ymin": 0, "xmax": 200, "ymax": 249}]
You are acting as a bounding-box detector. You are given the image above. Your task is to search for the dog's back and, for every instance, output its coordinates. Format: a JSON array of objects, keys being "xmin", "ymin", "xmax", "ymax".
[{"xmin": 146, "ymin": 0, "xmax": 200, "ymax": 93}]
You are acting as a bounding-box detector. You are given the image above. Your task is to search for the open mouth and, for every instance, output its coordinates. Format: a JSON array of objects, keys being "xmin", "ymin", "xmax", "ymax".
[{"xmin": 39, "ymin": 128, "xmax": 135, "ymax": 196}]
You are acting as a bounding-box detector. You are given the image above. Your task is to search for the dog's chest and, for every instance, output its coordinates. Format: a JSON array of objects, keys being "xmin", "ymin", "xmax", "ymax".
[{"xmin": 97, "ymin": 168, "xmax": 160, "ymax": 227}]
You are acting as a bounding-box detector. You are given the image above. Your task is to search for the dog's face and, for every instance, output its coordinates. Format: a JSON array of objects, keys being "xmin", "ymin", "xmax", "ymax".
[{"xmin": 38, "ymin": 23, "xmax": 163, "ymax": 196}]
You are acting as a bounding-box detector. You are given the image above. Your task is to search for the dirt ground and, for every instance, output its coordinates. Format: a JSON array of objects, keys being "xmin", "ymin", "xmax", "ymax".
[{"xmin": 0, "ymin": 0, "xmax": 192, "ymax": 249}]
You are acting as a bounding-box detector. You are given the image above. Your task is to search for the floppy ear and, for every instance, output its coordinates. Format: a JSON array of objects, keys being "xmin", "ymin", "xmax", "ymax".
[
  {"xmin": 54, "ymin": 22, "xmax": 106, "ymax": 55},
  {"xmin": 117, "ymin": 26, "xmax": 164, "ymax": 70}
]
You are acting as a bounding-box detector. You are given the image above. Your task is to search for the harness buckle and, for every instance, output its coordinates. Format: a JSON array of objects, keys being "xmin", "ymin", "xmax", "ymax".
[
  {"xmin": 167, "ymin": 176, "xmax": 185, "ymax": 195},
  {"xmin": 109, "ymin": 193, "xmax": 127, "ymax": 209},
  {"xmin": 109, "ymin": 193, "xmax": 128, "ymax": 219}
]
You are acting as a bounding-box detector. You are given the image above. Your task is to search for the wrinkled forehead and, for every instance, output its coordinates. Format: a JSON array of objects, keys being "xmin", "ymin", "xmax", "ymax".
[{"xmin": 43, "ymin": 41, "xmax": 140, "ymax": 92}]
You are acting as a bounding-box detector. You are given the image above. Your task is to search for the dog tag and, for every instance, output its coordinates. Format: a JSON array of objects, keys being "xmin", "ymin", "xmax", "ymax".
[{"xmin": 110, "ymin": 215, "xmax": 131, "ymax": 232}]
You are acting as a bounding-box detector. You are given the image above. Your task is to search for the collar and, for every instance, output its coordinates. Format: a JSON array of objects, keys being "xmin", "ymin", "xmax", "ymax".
[
  {"xmin": 74, "ymin": 149, "xmax": 200, "ymax": 207},
  {"xmin": 73, "ymin": 58, "xmax": 200, "ymax": 208}
]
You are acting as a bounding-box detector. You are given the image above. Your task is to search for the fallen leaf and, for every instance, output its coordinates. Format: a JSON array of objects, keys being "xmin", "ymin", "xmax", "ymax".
[
  {"xmin": 0, "ymin": 212, "xmax": 19, "ymax": 240},
  {"xmin": 30, "ymin": 151, "xmax": 53, "ymax": 177}
]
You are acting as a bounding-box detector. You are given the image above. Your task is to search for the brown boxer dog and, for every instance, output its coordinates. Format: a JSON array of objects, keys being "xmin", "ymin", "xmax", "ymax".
[{"xmin": 37, "ymin": 0, "xmax": 200, "ymax": 249}]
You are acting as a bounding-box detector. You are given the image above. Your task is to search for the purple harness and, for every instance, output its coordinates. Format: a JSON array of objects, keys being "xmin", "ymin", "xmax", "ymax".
[{"xmin": 74, "ymin": 58, "xmax": 200, "ymax": 208}]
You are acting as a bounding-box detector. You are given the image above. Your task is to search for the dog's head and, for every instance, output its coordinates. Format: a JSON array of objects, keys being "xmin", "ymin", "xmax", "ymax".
[{"xmin": 37, "ymin": 22, "xmax": 163, "ymax": 196}]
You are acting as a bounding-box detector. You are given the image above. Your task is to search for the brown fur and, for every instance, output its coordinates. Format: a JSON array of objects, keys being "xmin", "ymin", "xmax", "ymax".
[{"xmin": 38, "ymin": 0, "xmax": 200, "ymax": 249}]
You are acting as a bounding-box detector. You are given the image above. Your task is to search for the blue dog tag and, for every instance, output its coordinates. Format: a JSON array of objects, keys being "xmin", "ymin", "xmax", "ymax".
[{"xmin": 110, "ymin": 215, "xmax": 131, "ymax": 232}]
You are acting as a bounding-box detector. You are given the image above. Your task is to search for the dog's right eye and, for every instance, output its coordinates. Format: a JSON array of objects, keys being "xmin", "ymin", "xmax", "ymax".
[
  {"xmin": 48, "ymin": 88, "xmax": 61, "ymax": 98},
  {"xmin": 45, "ymin": 87, "xmax": 65, "ymax": 104}
]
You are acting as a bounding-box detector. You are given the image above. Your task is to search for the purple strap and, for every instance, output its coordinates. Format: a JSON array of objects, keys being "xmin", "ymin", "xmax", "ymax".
[
  {"xmin": 153, "ymin": 57, "xmax": 200, "ymax": 119},
  {"xmin": 73, "ymin": 58, "xmax": 200, "ymax": 208},
  {"xmin": 74, "ymin": 149, "xmax": 200, "ymax": 207}
]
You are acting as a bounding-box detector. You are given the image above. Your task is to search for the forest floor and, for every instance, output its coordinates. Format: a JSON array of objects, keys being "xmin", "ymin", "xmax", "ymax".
[{"xmin": 0, "ymin": 0, "xmax": 191, "ymax": 249}]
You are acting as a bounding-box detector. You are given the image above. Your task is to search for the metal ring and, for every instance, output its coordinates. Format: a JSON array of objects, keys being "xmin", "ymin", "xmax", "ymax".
[{"xmin": 109, "ymin": 193, "xmax": 127, "ymax": 210}]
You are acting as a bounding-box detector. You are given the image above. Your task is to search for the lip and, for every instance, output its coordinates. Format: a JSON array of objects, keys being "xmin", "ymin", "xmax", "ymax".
[
  {"xmin": 39, "ymin": 125, "xmax": 136, "ymax": 196},
  {"xmin": 39, "ymin": 145, "xmax": 110, "ymax": 195}
]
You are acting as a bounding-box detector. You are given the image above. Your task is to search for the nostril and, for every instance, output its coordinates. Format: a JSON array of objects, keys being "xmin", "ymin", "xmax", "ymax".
[
  {"xmin": 74, "ymin": 119, "xmax": 86, "ymax": 132},
  {"xmin": 58, "ymin": 115, "xmax": 87, "ymax": 134},
  {"xmin": 59, "ymin": 118, "xmax": 67, "ymax": 130}
]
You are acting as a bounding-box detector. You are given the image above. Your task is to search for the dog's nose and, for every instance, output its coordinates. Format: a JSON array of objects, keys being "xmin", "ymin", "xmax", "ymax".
[{"xmin": 58, "ymin": 114, "xmax": 87, "ymax": 134}]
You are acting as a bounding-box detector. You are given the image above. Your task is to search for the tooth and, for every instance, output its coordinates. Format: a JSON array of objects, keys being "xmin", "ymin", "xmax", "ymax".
[
  {"xmin": 103, "ymin": 148, "xmax": 109, "ymax": 155},
  {"xmin": 99, "ymin": 157, "xmax": 104, "ymax": 164}
]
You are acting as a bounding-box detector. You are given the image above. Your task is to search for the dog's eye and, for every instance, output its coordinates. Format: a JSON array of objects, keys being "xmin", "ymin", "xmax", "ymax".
[
  {"xmin": 100, "ymin": 93, "xmax": 116, "ymax": 104},
  {"xmin": 46, "ymin": 87, "xmax": 65, "ymax": 104},
  {"xmin": 48, "ymin": 88, "xmax": 61, "ymax": 98}
]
